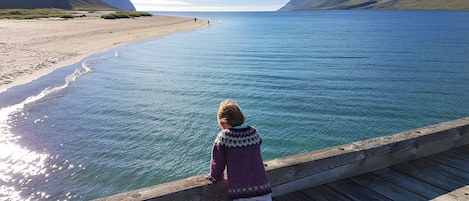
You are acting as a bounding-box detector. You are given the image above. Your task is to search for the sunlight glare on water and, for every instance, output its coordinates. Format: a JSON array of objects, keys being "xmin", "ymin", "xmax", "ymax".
[
  {"xmin": 0, "ymin": 106, "xmax": 49, "ymax": 200},
  {"xmin": 0, "ymin": 60, "xmax": 94, "ymax": 200}
]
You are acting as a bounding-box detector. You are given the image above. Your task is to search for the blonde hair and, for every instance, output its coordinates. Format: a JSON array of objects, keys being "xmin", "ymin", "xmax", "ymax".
[{"xmin": 217, "ymin": 99, "xmax": 245, "ymax": 127}]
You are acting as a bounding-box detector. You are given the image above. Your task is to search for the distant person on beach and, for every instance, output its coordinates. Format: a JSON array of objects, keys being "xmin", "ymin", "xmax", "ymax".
[
  {"xmin": 194, "ymin": 18, "xmax": 197, "ymax": 23},
  {"xmin": 207, "ymin": 99, "xmax": 272, "ymax": 201}
]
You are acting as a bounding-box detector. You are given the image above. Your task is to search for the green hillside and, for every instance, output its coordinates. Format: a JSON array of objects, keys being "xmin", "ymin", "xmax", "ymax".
[
  {"xmin": 279, "ymin": 0, "xmax": 469, "ymax": 11},
  {"xmin": 390, "ymin": 0, "xmax": 469, "ymax": 9}
]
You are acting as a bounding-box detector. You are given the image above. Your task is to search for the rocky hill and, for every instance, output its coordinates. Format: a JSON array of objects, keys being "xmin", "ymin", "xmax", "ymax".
[
  {"xmin": 103, "ymin": 0, "xmax": 135, "ymax": 11},
  {"xmin": 0, "ymin": 0, "xmax": 135, "ymax": 10},
  {"xmin": 279, "ymin": 0, "xmax": 469, "ymax": 11}
]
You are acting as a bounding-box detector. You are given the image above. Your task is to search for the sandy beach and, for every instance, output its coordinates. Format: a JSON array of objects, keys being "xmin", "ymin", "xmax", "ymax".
[{"xmin": 0, "ymin": 15, "xmax": 208, "ymax": 92}]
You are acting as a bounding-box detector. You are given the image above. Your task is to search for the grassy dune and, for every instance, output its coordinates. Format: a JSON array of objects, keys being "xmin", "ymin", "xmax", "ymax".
[
  {"xmin": 0, "ymin": 9, "xmax": 76, "ymax": 19},
  {"xmin": 101, "ymin": 11, "xmax": 152, "ymax": 19}
]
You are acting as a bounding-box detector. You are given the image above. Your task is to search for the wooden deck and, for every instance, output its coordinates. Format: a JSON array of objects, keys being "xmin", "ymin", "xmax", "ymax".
[
  {"xmin": 95, "ymin": 117, "xmax": 469, "ymax": 201},
  {"xmin": 274, "ymin": 144, "xmax": 469, "ymax": 201}
]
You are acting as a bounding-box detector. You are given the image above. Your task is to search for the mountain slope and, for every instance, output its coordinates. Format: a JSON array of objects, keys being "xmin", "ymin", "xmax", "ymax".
[
  {"xmin": 0, "ymin": 0, "xmax": 74, "ymax": 9},
  {"xmin": 279, "ymin": 0, "xmax": 469, "ymax": 11},
  {"xmin": 103, "ymin": 0, "xmax": 136, "ymax": 11},
  {"xmin": 70, "ymin": 0, "xmax": 115, "ymax": 10},
  {"xmin": 0, "ymin": 0, "xmax": 136, "ymax": 10}
]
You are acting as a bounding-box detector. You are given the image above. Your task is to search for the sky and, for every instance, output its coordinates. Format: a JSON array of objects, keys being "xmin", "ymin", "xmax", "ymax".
[{"xmin": 130, "ymin": 0, "xmax": 290, "ymax": 11}]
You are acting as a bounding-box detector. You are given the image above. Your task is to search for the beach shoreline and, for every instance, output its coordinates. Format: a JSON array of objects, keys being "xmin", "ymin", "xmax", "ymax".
[{"xmin": 0, "ymin": 15, "xmax": 208, "ymax": 93}]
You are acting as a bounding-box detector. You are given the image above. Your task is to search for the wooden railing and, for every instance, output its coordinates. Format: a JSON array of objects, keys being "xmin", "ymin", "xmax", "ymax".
[{"xmin": 95, "ymin": 117, "xmax": 469, "ymax": 201}]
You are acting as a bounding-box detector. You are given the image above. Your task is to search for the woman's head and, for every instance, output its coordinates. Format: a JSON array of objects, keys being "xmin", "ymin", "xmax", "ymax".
[{"xmin": 217, "ymin": 99, "xmax": 245, "ymax": 128}]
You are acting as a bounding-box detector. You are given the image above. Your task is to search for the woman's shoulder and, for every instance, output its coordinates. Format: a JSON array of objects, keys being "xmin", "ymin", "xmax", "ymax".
[
  {"xmin": 224, "ymin": 125, "xmax": 257, "ymax": 136},
  {"xmin": 215, "ymin": 126, "xmax": 261, "ymax": 148}
]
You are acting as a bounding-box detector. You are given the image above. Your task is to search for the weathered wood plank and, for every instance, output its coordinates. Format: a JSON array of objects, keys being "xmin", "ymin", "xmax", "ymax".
[
  {"xmin": 431, "ymin": 185, "xmax": 469, "ymax": 201},
  {"xmin": 350, "ymin": 173, "xmax": 427, "ymax": 201},
  {"xmin": 272, "ymin": 192, "xmax": 311, "ymax": 201},
  {"xmin": 456, "ymin": 144, "xmax": 469, "ymax": 154},
  {"xmin": 267, "ymin": 117, "xmax": 469, "ymax": 196},
  {"xmin": 372, "ymin": 168, "xmax": 448, "ymax": 199},
  {"xmin": 416, "ymin": 158, "xmax": 469, "ymax": 181},
  {"xmin": 326, "ymin": 179, "xmax": 392, "ymax": 201},
  {"xmin": 301, "ymin": 185, "xmax": 353, "ymax": 201},
  {"xmin": 96, "ymin": 175, "xmax": 229, "ymax": 201},
  {"xmin": 429, "ymin": 147, "xmax": 469, "ymax": 171},
  {"xmin": 392, "ymin": 159, "xmax": 467, "ymax": 193},
  {"xmin": 452, "ymin": 146, "xmax": 469, "ymax": 162}
]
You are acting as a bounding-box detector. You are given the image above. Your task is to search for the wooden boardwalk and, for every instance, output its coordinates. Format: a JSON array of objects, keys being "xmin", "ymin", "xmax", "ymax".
[
  {"xmin": 96, "ymin": 117, "xmax": 469, "ymax": 201},
  {"xmin": 275, "ymin": 144, "xmax": 469, "ymax": 201}
]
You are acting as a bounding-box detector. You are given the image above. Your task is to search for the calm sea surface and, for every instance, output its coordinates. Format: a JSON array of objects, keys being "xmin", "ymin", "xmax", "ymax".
[{"xmin": 1, "ymin": 11, "xmax": 468, "ymax": 200}]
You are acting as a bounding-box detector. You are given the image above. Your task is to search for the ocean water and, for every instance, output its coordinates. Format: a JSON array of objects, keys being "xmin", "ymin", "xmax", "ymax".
[{"xmin": 1, "ymin": 11, "xmax": 468, "ymax": 200}]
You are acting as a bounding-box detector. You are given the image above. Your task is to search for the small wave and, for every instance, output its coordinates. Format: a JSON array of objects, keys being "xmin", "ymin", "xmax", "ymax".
[
  {"xmin": 0, "ymin": 59, "xmax": 92, "ymax": 137},
  {"xmin": 65, "ymin": 61, "xmax": 91, "ymax": 84},
  {"xmin": 0, "ymin": 50, "xmax": 120, "ymax": 124},
  {"xmin": 36, "ymin": 61, "xmax": 92, "ymax": 104}
]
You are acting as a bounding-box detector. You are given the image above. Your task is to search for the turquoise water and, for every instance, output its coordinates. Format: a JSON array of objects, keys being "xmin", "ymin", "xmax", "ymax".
[{"xmin": 1, "ymin": 11, "xmax": 468, "ymax": 200}]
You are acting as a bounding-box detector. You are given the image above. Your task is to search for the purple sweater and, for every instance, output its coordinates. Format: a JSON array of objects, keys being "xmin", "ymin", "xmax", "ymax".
[{"xmin": 209, "ymin": 126, "xmax": 272, "ymax": 199}]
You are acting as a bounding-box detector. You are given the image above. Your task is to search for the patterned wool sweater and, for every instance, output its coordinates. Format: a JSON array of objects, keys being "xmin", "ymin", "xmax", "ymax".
[{"xmin": 209, "ymin": 126, "xmax": 272, "ymax": 199}]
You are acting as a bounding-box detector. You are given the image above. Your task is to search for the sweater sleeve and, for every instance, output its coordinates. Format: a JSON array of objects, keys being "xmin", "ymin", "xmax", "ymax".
[{"xmin": 208, "ymin": 142, "xmax": 226, "ymax": 182}]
